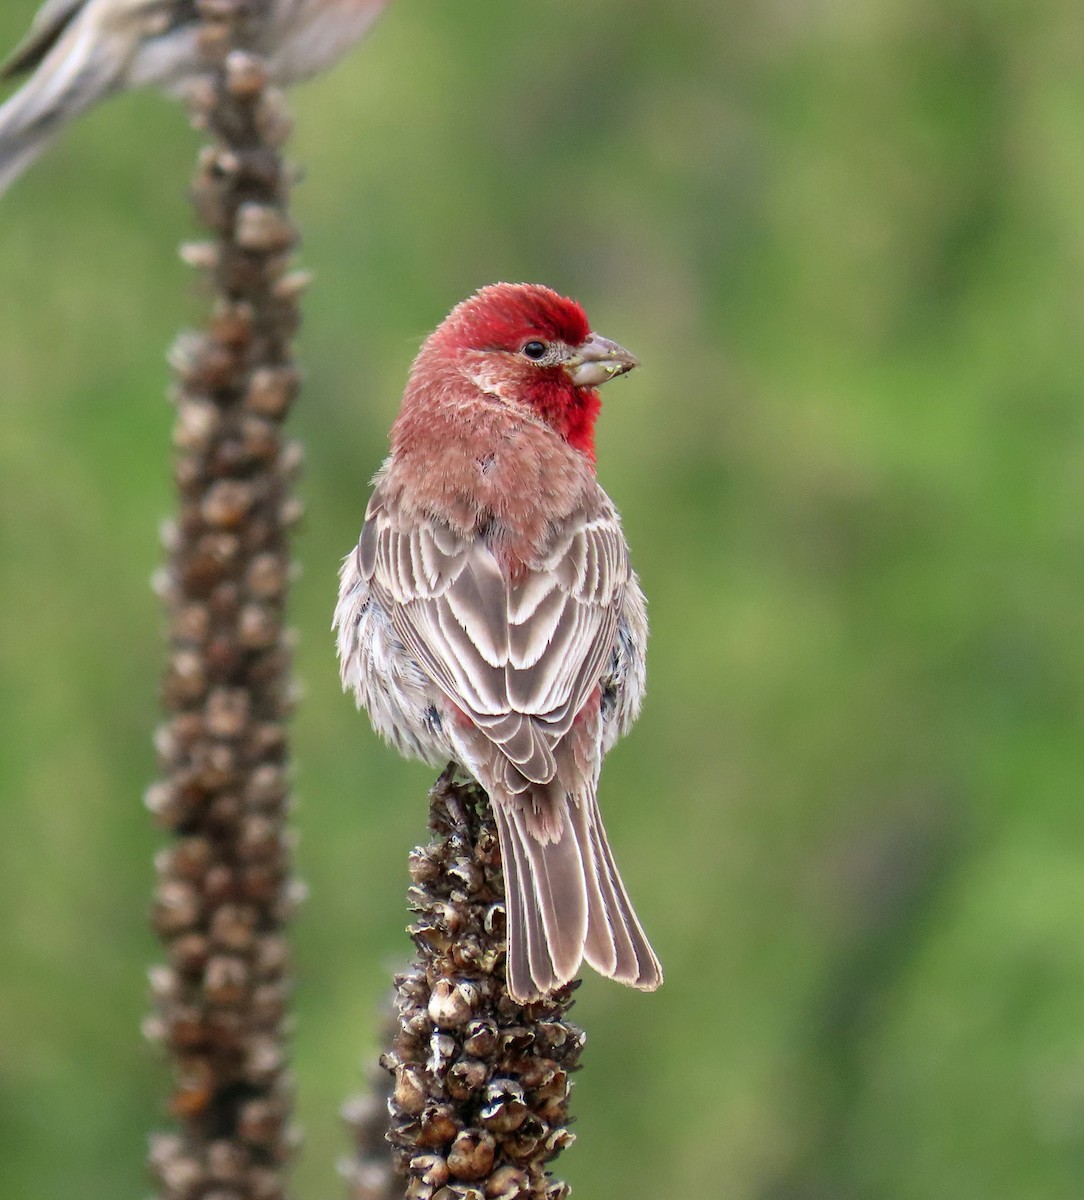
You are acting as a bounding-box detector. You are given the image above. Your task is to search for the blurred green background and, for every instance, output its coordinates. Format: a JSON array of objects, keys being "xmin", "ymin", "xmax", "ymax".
[{"xmin": 2, "ymin": 0, "xmax": 1083, "ymax": 1196}]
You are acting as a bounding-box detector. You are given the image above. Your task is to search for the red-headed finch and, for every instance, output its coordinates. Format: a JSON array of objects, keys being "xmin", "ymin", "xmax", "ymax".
[
  {"xmin": 334, "ymin": 283, "xmax": 663, "ymax": 1003},
  {"xmin": 0, "ymin": 0, "xmax": 389, "ymax": 193}
]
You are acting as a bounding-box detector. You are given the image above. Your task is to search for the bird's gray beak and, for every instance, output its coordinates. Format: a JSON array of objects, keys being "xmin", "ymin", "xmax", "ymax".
[{"xmin": 566, "ymin": 333, "xmax": 639, "ymax": 388}]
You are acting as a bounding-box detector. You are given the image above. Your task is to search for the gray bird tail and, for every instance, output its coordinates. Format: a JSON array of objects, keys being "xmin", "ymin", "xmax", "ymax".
[
  {"xmin": 0, "ymin": 24, "xmax": 121, "ymax": 196},
  {"xmin": 493, "ymin": 788, "xmax": 663, "ymax": 1003}
]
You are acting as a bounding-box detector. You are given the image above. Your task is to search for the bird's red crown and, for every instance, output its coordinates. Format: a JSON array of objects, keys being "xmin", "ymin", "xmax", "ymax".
[{"xmin": 433, "ymin": 282, "xmax": 591, "ymax": 355}]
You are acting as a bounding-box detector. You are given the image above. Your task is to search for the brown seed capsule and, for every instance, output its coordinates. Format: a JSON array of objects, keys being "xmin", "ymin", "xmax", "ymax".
[
  {"xmin": 209, "ymin": 580, "xmax": 242, "ymax": 619},
  {"xmin": 244, "ymin": 367, "xmax": 300, "ymax": 418},
  {"xmin": 394, "ymin": 968, "xmax": 429, "ymax": 1003},
  {"xmin": 479, "ymin": 1079, "xmax": 528, "ymax": 1134},
  {"xmin": 450, "ymin": 936, "xmax": 488, "ymax": 973},
  {"xmin": 446, "ymin": 1129, "xmax": 495, "ymax": 1182},
  {"xmin": 250, "ymin": 981, "xmax": 289, "ymax": 1027},
  {"xmin": 207, "ymin": 1138, "xmax": 249, "ymax": 1183},
  {"xmin": 247, "ymin": 721, "xmax": 287, "ymax": 760},
  {"xmin": 204, "ymin": 955, "xmax": 249, "ymax": 1006},
  {"xmin": 238, "ymin": 603, "xmax": 279, "ymax": 649},
  {"xmin": 147, "ymin": 964, "xmax": 181, "ymax": 1003},
  {"xmin": 247, "ymin": 1165, "xmax": 286, "ymax": 1200},
  {"xmin": 174, "ymin": 601, "xmax": 212, "ymax": 644},
  {"xmin": 245, "ymin": 553, "xmax": 287, "ymax": 599},
  {"xmin": 416, "ymin": 1104, "xmax": 459, "ymax": 1149},
  {"xmin": 544, "ymin": 1127, "xmax": 575, "ymax": 1155},
  {"xmin": 428, "ymin": 979, "xmax": 477, "ymax": 1029},
  {"xmin": 411, "ymin": 1153, "xmax": 450, "ymax": 1188},
  {"xmin": 484, "ymin": 1165, "xmax": 527, "ymax": 1199},
  {"xmin": 272, "ymin": 270, "xmax": 313, "ymax": 301},
  {"xmin": 168, "ymin": 331, "xmax": 209, "ymax": 379},
  {"xmin": 165, "ymin": 650, "xmax": 208, "ymax": 704},
  {"xmin": 394, "ymin": 1065, "xmax": 427, "ymax": 1116},
  {"xmin": 170, "ymin": 932, "xmax": 210, "ymax": 976},
  {"xmin": 243, "ymin": 1036, "xmax": 285, "ymax": 1086},
  {"xmin": 278, "ymin": 440, "xmax": 304, "ymax": 480},
  {"xmin": 155, "ymin": 1148, "xmax": 205, "ymax": 1194},
  {"xmin": 202, "ymin": 863, "xmax": 238, "ymax": 904},
  {"xmin": 446, "ymin": 859, "xmax": 483, "ymax": 895},
  {"xmin": 462, "ymin": 1020, "xmax": 498, "ymax": 1059},
  {"xmin": 203, "ymin": 480, "xmax": 255, "ymax": 528},
  {"xmin": 157, "ymin": 834, "xmax": 212, "ymax": 882},
  {"xmin": 166, "ymin": 1006, "xmax": 211, "ymax": 1051},
  {"xmin": 245, "ymin": 764, "xmax": 288, "ymax": 809},
  {"xmin": 252, "ymin": 935, "xmax": 289, "ymax": 980},
  {"xmin": 278, "ymin": 497, "xmax": 304, "ymax": 528},
  {"xmin": 242, "ymin": 863, "xmax": 285, "ymax": 904},
  {"xmin": 517, "ymin": 1058, "xmax": 556, "ymax": 1091},
  {"xmin": 408, "ymin": 849, "xmax": 442, "ymax": 885},
  {"xmin": 235, "ymin": 203, "xmax": 296, "ymax": 253},
  {"xmin": 179, "ymin": 240, "xmax": 221, "ymax": 271},
  {"xmin": 206, "ymin": 688, "xmax": 250, "ymax": 738},
  {"xmin": 210, "ymin": 299, "xmax": 255, "ymax": 347},
  {"xmin": 237, "ymin": 815, "xmax": 281, "ymax": 863},
  {"xmin": 174, "ymin": 452, "xmax": 206, "ymax": 493},
  {"xmin": 206, "ymin": 792, "xmax": 243, "ymax": 829},
  {"xmin": 153, "ymin": 880, "xmax": 202, "ymax": 935},
  {"xmin": 446, "ymin": 1057, "xmax": 487, "ymax": 1101},
  {"xmin": 239, "ymin": 414, "xmax": 279, "ymax": 463},
  {"xmin": 225, "ymin": 49, "xmax": 268, "ymax": 97},
  {"xmin": 482, "ymin": 904, "xmax": 505, "ymax": 938},
  {"xmin": 238, "ymin": 1098, "xmax": 285, "ymax": 1147},
  {"xmin": 535, "ymin": 1022, "xmax": 568, "ymax": 1050},
  {"xmin": 167, "ymin": 711, "xmax": 206, "ymax": 751},
  {"xmin": 209, "ymin": 903, "xmax": 256, "ymax": 951},
  {"xmin": 174, "ymin": 398, "xmax": 221, "ymax": 451},
  {"xmin": 145, "ymin": 784, "xmax": 193, "ymax": 829},
  {"xmin": 403, "ymin": 1177, "xmax": 431, "ymax": 1200},
  {"xmin": 403, "ymin": 1006, "xmax": 432, "ymax": 1039},
  {"xmin": 409, "ymin": 921, "xmax": 450, "ymax": 953}
]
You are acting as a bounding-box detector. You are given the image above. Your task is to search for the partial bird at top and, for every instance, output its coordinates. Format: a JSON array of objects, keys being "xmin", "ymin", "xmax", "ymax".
[{"xmin": 0, "ymin": 0, "xmax": 390, "ymax": 195}]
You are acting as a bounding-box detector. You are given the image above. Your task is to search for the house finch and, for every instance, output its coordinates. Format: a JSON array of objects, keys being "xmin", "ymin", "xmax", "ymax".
[
  {"xmin": 334, "ymin": 282, "xmax": 663, "ymax": 1003},
  {"xmin": 0, "ymin": 0, "xmax": 389, "ymax": 193}
]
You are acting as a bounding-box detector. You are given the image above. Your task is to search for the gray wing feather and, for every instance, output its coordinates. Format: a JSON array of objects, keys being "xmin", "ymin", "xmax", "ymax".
[{"xmin": 359, "ymin": 482, "xmax": 628, "ymax": 780}]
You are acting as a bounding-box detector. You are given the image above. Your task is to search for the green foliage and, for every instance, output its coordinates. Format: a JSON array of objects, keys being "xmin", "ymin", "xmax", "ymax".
[{"xmin": 2, "ymin": 0, "xmax": 1082, "ymax": 1196}]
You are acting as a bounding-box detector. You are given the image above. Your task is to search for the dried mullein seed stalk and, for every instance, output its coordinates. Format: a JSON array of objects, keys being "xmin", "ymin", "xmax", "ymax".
[
  {"xmin": 363, "ymin": 774, "xmax": 585, "ymax": 1200},
  {"xmin": 147, "ymin": 4, "xmax": 303, "ymax": 1197}
]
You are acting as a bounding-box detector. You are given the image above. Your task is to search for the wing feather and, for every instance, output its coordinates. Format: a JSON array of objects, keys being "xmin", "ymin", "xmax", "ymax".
[
  {"xmin": 358, "ymin": 479, "xmax": 628, "ymax": 780},
  {"xmin": 509, "ymin": 584, "xmax": 567, "ymax": 670}
]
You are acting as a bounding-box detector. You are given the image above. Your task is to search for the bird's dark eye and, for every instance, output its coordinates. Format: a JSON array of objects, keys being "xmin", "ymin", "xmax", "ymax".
[{"xmin": 522, "ymin": 340, "xmax": 548, "ymax": 360}]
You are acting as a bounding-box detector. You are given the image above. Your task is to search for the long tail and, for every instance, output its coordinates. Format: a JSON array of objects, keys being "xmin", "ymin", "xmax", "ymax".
[
  {"xmin": 492, "ymin": 788, "xmax": 663, "ymax": 1003},
  {"xmin": 0, "ymin": 19, "xmax": 124, "ymax": 196}
]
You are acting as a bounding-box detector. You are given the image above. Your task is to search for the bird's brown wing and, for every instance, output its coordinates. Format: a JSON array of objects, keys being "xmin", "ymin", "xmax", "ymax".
[{"xmin": 358, "ymin": 480, "xmax": 628, "ymax": 800}]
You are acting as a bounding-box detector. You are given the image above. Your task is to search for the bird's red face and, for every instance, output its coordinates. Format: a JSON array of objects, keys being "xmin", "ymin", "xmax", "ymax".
[{"xmin": 428, "ymin": 283, "xmax": 638, "ymax": 462}]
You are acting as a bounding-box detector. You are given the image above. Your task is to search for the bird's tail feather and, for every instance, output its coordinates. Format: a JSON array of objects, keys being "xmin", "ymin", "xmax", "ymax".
[
  {"xmin": 493, "ymin": 788, "xmax": 663, "ymax": 1003},
  {"xmin": 576, "ymin": 792, "xmax": 663, "ymax": 990},
  {"xmin": 0, "ymin": 23, "xmax": 122, "ymax": 196},
  {"xmin": 494, "ymin": 798, "xmax": 589, "ymax": 1001}
]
